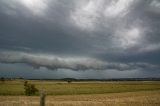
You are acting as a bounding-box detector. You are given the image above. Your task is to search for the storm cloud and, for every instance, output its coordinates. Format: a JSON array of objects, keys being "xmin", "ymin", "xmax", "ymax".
[
  {"xmin": 0, "ymin": 51, "xmax": 107, "ymax": 70},
  {"xmin": 0, "ymin": 0, "xmax": 160, "ymax": 78},
  {"xmin": 0, "ymin": 51, "xmax": 159, "ymax": 72}
]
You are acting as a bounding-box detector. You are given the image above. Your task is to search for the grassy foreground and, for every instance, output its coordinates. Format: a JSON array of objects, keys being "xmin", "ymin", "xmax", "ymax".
[
  {"xmin": 0, "ymin": 90, "xmax": 160, "ymax": 106},
  {"xmin": 0, "ymin": 80, "xmax": 160, "ymax": 106},
  {"xmin": 0, "ymin": 80, "xmax": 160, "ymax": 95}
]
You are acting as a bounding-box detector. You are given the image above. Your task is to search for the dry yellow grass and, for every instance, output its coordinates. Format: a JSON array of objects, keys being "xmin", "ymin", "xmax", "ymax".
[{"xmin": 0, "ymin": 90, "xmax": 160, "ymax": 106}]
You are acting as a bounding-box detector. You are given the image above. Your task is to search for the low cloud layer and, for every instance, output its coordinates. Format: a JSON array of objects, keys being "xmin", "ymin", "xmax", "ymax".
[
  {"xmin": 0, "ymin": 51, "xmax": 106, "ymax": 70},
  {"xmin": 0, "ymin": 51, "xmax": 159, "ymax": 72}
]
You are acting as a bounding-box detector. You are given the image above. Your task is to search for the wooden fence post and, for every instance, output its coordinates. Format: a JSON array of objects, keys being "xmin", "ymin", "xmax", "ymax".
[{"xmin": 40, "ymin": 91, "xmax": 46, "ymax": 106}]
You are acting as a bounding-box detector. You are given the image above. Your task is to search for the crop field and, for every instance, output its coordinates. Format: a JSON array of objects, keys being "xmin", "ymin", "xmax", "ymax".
[{"xmin": 0, "ymin": 80, "xmax": 160, "ymax": 106}]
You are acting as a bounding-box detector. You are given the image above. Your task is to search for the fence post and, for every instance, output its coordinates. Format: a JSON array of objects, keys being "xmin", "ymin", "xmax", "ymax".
[{"xmin": 40, "ymin": 91, "xmax": 46, "ymax": 106}]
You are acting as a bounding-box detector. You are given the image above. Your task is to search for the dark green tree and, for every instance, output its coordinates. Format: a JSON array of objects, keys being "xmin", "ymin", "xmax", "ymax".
[
  {"xmin": 0, "ymin": 77, "xmax": 5, "ymax": 83},
  {"xmin": 67, "ymin": 80, "xmax": 72, "ymax": 84},
  {"xmin": 24, "ymin": 81, "xmax": 38, "ymax": 96}
]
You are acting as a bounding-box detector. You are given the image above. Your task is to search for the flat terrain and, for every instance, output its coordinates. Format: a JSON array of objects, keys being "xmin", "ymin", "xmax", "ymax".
[
  {"xmin": 0, "ymin": 80, "xmax": 160, "ymax": 95},
  {"xmin": 0, "ymin": 90, "xmax": 160, "ymax": 106},
  {"xmin": 0, "ymin": 80, "xmax": 160, "ymax": 106}
]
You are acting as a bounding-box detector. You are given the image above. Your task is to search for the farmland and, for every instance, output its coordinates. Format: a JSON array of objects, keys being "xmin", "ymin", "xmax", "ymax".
[{"xmin": 0, "ymin": 80, "xmax": 160, "ymax": 106}]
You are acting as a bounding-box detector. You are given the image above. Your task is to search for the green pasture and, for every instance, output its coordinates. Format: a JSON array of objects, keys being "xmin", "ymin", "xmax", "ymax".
[{"xmin": 0, "ymin": 80, "xmax": 160, "ymax": 95}]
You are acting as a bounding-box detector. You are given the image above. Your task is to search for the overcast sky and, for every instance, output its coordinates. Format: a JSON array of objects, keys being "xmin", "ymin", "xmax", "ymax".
[{"xmin": 0, "ymin": 0, "xmax": 160, "ymax": 79}]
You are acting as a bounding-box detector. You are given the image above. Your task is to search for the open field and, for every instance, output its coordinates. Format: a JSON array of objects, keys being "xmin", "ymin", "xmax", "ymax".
[
  {"xmin": 0, "ymin": 80, "xmax": 160, "ymax": 106},
  {"xmin": 0, "ymin": 90, "xmax": 160, "ymax": 106},
  {"xmin": 0, "ymin": 80, "xmax": 160, "ymax": 95}
]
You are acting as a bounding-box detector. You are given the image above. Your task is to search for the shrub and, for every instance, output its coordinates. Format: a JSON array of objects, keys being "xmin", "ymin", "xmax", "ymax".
[
  {"xmin": 24, "ymin": 81, "xmax": 38, "ymax": 96},
  {"xmin": 67, "ymin": 80, "xmax": 72, "ymax": 84},
  {"xmin": 0, "ymin": 77, "xmax": 5, "ymax": 84}
]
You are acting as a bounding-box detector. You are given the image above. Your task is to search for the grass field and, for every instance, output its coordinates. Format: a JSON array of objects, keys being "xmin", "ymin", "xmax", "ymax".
[
  {"xmin": 0, "ymin": 80, "xmax": 160, "ymax": 95},
  {"xmin": 0, "ymin": 90, "xmax": 160, "ymax": 106},
  {"xmin": 0, "ymin": 80, "xmax": 160, "ymax": 106}
]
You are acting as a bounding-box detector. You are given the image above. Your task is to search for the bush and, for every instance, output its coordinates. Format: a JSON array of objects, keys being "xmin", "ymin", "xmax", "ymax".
[
  {"xmin": 0, "ymin": 77, "xmax": 5, "ymax": 84},
  {"xmin": 67, "ymin": 80, "xmax": 72, "ymax": 84},
  {"xmin": 24, "ymin": 81, "xmax": 38, "ymax": 96}
]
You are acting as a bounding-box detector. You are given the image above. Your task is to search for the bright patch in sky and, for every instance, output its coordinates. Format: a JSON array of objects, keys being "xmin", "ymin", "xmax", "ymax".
[
  {"xmin": 115, "ymin": 27, "xmax": 142, "ymax": 49},
  {"xmin": 105, "ymin": 0, "xmax": 133, "ymax": 17},
  {"xmin": 20, "ymin": 0, "xmax": 47, "ymax": 15},
  {"xmin": 71, "ymin": 0, "xmax": 103, "ymax": 30},
  {"xmin": 151, "ymin": 0, "xmax": 160, "ymax": 8}
]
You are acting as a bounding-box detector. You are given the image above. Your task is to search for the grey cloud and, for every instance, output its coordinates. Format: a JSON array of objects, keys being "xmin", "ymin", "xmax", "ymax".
[
  {"xmin": 0, "ymin": 51, "xmax": 106, "ymax": 70},
  {"xmin": 1, "ymin": 0, "xmax": 159, "ymax": 54},
  {"xmin": 1, "ymin": 63, "xmax": 160, "ymax": 79},
  {"xmin": 0, "ymin": 51, "xmax": 159, "ymax": 71},
  {"xmin": 0, "ymin": 0, "xmax": 160, "ymax": 78}
]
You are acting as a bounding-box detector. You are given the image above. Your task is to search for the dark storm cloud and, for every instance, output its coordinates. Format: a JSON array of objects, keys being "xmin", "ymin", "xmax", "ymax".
[
  {"xmin": 0, "ymin": 0, "xmax": 160, "ymax": 78},
  {"xmin": 0, "ymin": 0, "xmax": 93, "ymax": 55},
  {"xmin": 0, "ymin": 51, "xmax": 107, "ymax": 70},
  {"xmin": 0, "ymin": 51, "xmax": 159, "ymax": 71}
]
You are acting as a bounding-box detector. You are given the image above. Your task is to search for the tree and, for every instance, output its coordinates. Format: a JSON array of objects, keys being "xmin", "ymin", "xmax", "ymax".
[
  {"xmin": 0, "ymin": 77, "xmax": 5, "ymax": 83},
  {"xmin": 24, "ymin": 81, "xmax": 39, "ymax": 96},
  {"xmin": 67, "ymin": 80, "xmax": 72, "ymax": 84}
]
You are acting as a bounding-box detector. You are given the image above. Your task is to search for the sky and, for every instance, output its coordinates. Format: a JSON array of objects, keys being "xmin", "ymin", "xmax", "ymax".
[{"xmin": 0, "ymin": 0, "xmax": 160, "ymax": 79}]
